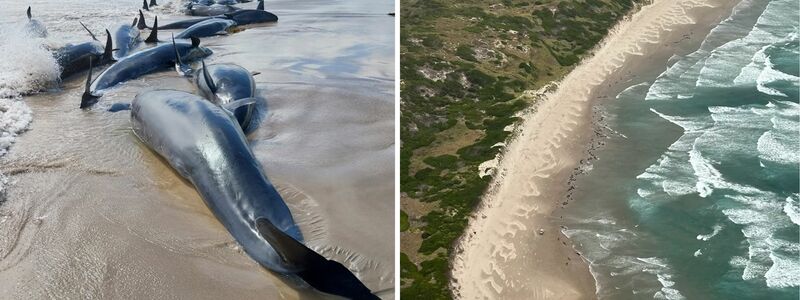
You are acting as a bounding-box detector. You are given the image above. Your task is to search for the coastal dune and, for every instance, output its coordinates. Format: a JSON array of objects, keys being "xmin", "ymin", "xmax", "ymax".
[{"xmin": 450, "ymin": 0, "xmax": 737, "ymax": 299}]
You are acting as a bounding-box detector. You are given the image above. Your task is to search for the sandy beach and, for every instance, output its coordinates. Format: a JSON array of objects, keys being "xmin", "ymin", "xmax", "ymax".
[
  {"xmin": 0, "ymin": 0, "xmax": 394, "ymax": 299},
  {"xmin": 450, "ymin": 0, "xmax": 740, "ymax": 299}
]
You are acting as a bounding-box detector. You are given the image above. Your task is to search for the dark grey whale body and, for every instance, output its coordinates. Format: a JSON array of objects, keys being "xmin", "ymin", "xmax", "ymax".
[
  {"xmin": 187, "ymin": 3, "xmax": 239, "ymax": 16},
  {"xmin": 112, "ymin": 19, "xmax": 142, "ymax": 59},
  {"xmin": 54, "ymin": 31, "xmax": 113, "ymax": 79},
  {"xmin": 24, "ymin": 7, "xmax": 48, "ymax": 38},
  {"xmin": 130, "ymin": 90, "xmax": 378, "ymax": 299},
  {"xmin": 81, "ymin": 38, "xmax": 212, "ymax": 108},
  {"xmin": 160, "ymin": 16, "xmax": 218, "ymax": 30},
  {"xmin": 175, "ymin": 18, "xmax": 236, "ymax": 39},
  {"xmin": 195, "ymin": 62, "xmax": 257, "ymax": 130}
]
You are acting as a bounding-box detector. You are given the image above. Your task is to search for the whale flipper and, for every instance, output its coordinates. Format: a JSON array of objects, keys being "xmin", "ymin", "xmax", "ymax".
[
  {"xmin": 80, "ymin": 58, "xmax": 98, "ymax": 109},
  {"xmin": 254, "ymin": 218, "xmax": 379, "ymax": 300},
  {"xmin": 79, "ymin": 21, "xmax": 98, "ymax": 41},
  {"xmin": 172, "ymin": 34, "xmax": 192, "ymax": 77},
  {"xmin": 131, "ymin": 17, "xmax": 138, "ymax": 27},
  {"xmin": 145, "ymin": 16, "xmax": 158, "ymax": 43},
  {"xmin": 224, "ymin": 97, "xmax": 257, "ymax": 130},
  {"xmin": 137, "ymin": 10, "xmax": 149, "ymax": 29},
  {"xmin": 201, "ymin": 60, "xmax": 218, "ymax": 93}
]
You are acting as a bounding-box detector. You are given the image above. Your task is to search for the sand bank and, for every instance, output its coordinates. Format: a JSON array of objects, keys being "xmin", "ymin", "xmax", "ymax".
[{"xmin": 450, "ymin": 0, "xmax": 740, "ymax": 299}]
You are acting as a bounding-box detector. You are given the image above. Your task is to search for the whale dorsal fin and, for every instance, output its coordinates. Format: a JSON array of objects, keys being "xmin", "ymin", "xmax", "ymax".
[
  {"xmin": 257, "ymin": 0, "xmax": 264, "ymax": 11},
  {"xmin": 142, "ymin": 0, "xmax": 149, "ymax": 11},
  {"xmin": 26, "ymin": 7, "xmax": 32, "ymax": 19},
  {"xmin": 79, "ymin": 21, "xmax": 98, "ymax": 41},
  {"xmin": 145, "ymin": 16, "xmax": 158, "ymax": 43},
  {"xmin": 80, "ymin": 58, "xmax": 98, "ymax": 109},
  {"xmin": 137, "ymin": 10, "xmax": 149, "ymax": 29},
  {"xmin": 149, "ymin": 0, "xmax": 158, "ymax": 7},
  {"xmin": 191, "ymin": 37, "xmax": 200, "ymax": 48},
  {"xmin": 201, "ymin": 60, "xmax": 217, "ymax": 93},
  {"xmin": 103, "ymin": 29, "xmax": 115, "ymax": 62}
]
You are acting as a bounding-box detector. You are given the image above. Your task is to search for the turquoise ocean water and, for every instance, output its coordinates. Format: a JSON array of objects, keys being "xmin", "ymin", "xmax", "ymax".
[{"xmin": 560, "ymin": 0, "xmax": 799, "ymax": 299}]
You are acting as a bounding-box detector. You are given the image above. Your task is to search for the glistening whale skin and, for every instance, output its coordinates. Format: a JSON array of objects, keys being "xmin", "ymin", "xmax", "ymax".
[
  {"xmin": 130, "ymin": 90, "xmax": 379, "ymax": 300},
  {"xmin": 159, "ymin": 16, "xmax": 218, "ymax": 30},
  {"xmin": 112, "ymin": 18, "xmax": 142, "ymax": 59},
  {"xmin": 174, "ymin": 18, "xmax": 236, "ymax": 39},
  {"xmin": 224, "ymin": 0, "xmax": 279, "ymax": 25},
  {"xmin": 80, "ymin": 37, "xmax": 212, "ymax": 108},
  {"xmin": 187, "ymin": 3, "xmax": 239, "ymax": 16},
  {"xmin": 53, "ymin": 30, "xmax": 113, "ymax": 79},
  {"xmin": 195, "ymin": 61, "xmax": 257, "ymax": 130}
]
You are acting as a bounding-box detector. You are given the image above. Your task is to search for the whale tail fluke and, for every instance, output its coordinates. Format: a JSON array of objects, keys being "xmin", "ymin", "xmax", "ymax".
[
  {"xmin": 137, "ymin": 10, "xmax": 149, "ymax": 29},
  {"xmin": 102, "ymin": 29, "xmax": 116, "ymax": 63},
  {"xmin": 142, "ymin": 0, "xmax": 149, "ymax": 11},
  {"xmin": 26, "ymin": 6, "xmax": 32, "ymax": 19},
  {"xmin": 257, "ymin": 0, "xmax": 264, "ymax": 11},
  {"xmin": 80, "ymin": 58, "xmax": 98, "ymax": 109},
  {"xmin": 145, "ymin": 16, "xmax": 158, "ymax": 43},
  {"xmin": 254, "ymin": 218, "xmax": 379, "ymax": 300}
]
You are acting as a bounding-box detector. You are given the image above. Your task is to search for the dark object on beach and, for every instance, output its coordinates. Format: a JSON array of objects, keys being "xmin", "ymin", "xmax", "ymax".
[
  {"xmin": 107, "ymin": 102, "xmax": 131, "ymax": 112},
  {"xmin": 137, "ymin": 10, "xmax": 149, "ymax": 29},
  {"xmin": 388, "ymin": 12, "xmax": 395, "ymax": 16},
  {"xmin": 131, "ymin": 90, "xmax": 379, "ymax": 300},
  {"xmin": 144, "ymin": 16, "xmax": 159, "ymax": 43}
]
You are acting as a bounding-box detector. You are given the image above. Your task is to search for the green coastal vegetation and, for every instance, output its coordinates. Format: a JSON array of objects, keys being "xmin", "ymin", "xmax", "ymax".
[{"xmin": 400, "ymin": 0, "xmax": 647, "ymax": 298}]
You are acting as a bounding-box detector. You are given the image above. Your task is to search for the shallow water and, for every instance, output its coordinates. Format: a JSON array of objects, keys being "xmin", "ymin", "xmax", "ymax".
[
  {"xmin": 0, "ymin": 0, "xmax": 394, "ymax": 298},
  {"xmin": 561, "ymin": 0, "xmax": 799, "ymax": 299}
]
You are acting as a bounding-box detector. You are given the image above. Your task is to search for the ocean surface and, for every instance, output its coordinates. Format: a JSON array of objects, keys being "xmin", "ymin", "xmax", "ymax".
[
  {"xmin": 561, "ymin": 0, "xmax": 799, "ymax": 299},
  {"xmin": 0, "ymin": 0, "xmax": 394, "ymax": 298}
]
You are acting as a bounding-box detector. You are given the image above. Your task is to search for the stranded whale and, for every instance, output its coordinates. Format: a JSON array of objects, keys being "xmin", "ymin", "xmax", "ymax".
[
  {"xmin": 80, "ymin": 37, "xmax": 212, "ymax": 108},
  {"xmin": 131, "ymin": 90, "xmax": 379, "ymax": 299},
  {"xmin": 195, "ymin": 60, "xmax": 258, "ymax": 130}
]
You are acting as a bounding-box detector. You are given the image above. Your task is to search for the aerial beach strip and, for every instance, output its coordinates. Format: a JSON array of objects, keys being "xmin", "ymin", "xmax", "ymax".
[{"xmin": 450, "ymin": 0, "xmax": 741, "ymax": 298}]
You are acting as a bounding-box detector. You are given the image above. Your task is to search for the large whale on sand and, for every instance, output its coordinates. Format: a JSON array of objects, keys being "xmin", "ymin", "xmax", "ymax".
[
  {"xmin": 195, "ymin": 60, "xmax": 258, "ymax": 130},
  {"xmin": 130, "ymin": 90, "xmax": 379, "ymax": 300},
  {"xmin": 112, "ymin": 18, "xmax": 142, "ymax": 59},
  {"xmin": 187, "ymin": 3, "xmax": 239, "ymax": 16},
  {"xmin": 175, "ymin": 18, "xmax": 236, "ymax": 39},
  {"xmin": 54, "ymin": 30, "xmax": 114, "ymax": 79},
  {"xmin": 224, "ymin": 0, "xmax": 278, "ymax": 25},
  {"xmin": 80, "ymin": 37, "xmax": 212, "ymax": 108},
  {"xmin": 24, "ymin": 7, "xmax": 48, "ymax": 37}
]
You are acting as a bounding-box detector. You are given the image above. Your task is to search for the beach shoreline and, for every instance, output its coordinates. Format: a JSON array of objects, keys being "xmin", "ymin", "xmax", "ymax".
[{"xmin": 449, "ymin": 0, "xmax": 740, "ymax": 299}]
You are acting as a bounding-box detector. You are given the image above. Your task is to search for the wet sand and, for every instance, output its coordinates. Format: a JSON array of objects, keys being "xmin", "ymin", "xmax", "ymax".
[
  {"xmin": 450, "ymin": 0, "xmax": 740, "ymax": 299},
  {"xmin": 0, "ymin": 0, "xmax": 394, "ymax": 299}
]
